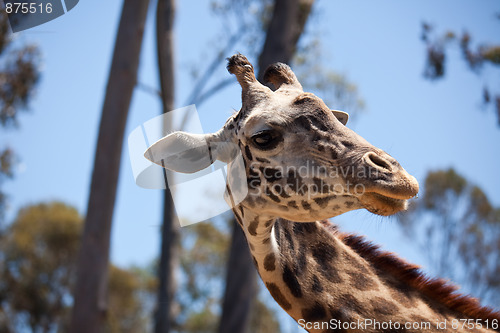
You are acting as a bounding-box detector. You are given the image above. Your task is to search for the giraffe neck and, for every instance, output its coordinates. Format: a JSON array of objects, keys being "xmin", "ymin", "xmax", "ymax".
[{"xmin": 232, "ymin": 205, "xmax": 499, "ymax": 333}]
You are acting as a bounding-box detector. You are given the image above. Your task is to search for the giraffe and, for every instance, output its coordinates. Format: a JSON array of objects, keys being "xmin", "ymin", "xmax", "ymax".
[{"xmin": 145, "ymin": 54, "xmax": 500, "ymax": 332}]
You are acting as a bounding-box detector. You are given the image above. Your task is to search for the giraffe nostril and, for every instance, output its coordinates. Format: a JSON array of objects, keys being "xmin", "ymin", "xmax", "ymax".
[{"xmin": 365, "ymin": 152, "xmax": 392, "ymax": 171}]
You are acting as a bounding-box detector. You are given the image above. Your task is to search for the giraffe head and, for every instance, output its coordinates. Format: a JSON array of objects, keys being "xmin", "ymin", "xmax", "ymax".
[{"xmin": 145, "ymin": 54, "xmax": 419, "ymax": 221}]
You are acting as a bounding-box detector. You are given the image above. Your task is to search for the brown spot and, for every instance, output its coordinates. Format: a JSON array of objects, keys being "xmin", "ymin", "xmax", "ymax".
[
  {"xmin": 247, "ymin": 218, "xmax": 259, "ymax": 236},
  {"xmin": 342, "ymin": 253, "xmax": 367, "ymax": 272},
  {"xmin": 301, "ymin": 200, "xmax": 311, "ymax": 210},
  {"xmin": 283, "ymin": 264, "xmax": 302, "ymax": 298},
  {"xmin": 277, "ymin": 185, "xmax": 291, "ymax": 198},
  {"xmin": 262, "ymin": 167, "xmax": 282, "ymax": 182},
  {"xmin": 288, "ymin": 200, "xmax": 299, "ymax": 209},
  {"xmin": 390, "ymin": 284, "xmax": 415, "ymax": 308},
  {"xmin": 313, "ymin": 177, "xmax": 329, "ymax": 194},
  {"xmin": 245, "ymin": 197, "xmax": 256, "ymax": 208},
  {"xmin": 314, "ymin": 196, "xmax": 331, "ymax": 209},
  {"xmin": 371, "ymin": 296, "xmax": 398, "ymax": 316},
  {"xmin": 340, "ymin": 294, "xmax": 365, "ymax": 315},
  {"xmin": 266, "ymin": 283, "xmax": 291, "ymax": 310},
  {"xmin": 262, "ymin": 237, "xmax": 270, "ymax": 245},
  {"xmin": 312, "ymin": 242, "xmax": 343, "ymax": 283},
  {"xmin": 265, "ymin": 186, "xmax": 281, "ymax": 203},
  {"xmin": 347, "ymin": 271, "xmax": 377, "ymax": 291},
  {"xmin": 331, "ymin": 148, "xmax": 338, "ymax": 160},
  {"xmin": 244, "ymin": 145, "xmax": 253, "ymax": 160},
  {"xmin": 287, "ymin": 170, "xmax": 306, "ymax": 195},
  {"xmin": 302, "ymin": 302, "xmax": 326, "ymax": 322},
  {"xmin": 311, "ymin": 274, "xmax": 323, "ymax": 293},
  {"xmin": 264, "ymin": 219, "xmax": 274, "ymax": 228},
  {"xmin": 263, "ymin": 253, "xmax": 276, "ymax": 271},
  {"xmin": 254, "ymin": 197, "xmax": 267, "ymax": 206},
  {"xmin": 345, "ymin": 201, "xmax": 355, "ymax": 208},
  {"xmin": 247, "ymin": 168, "xmax": 261, "ymax": 189}
]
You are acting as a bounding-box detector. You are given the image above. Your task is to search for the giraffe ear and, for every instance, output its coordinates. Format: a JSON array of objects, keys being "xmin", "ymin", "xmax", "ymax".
[
  {"xmin": 144, "ymin": 132, "xmax": 237, "ymax": 173},
  {"xmin": 332, "ymin": 110, "xmax": 349, "ymax": 125}
]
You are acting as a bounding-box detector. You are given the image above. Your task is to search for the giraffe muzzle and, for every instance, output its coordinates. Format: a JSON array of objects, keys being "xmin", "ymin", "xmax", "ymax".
[{"xmin": 350, "ymin": 151, "xmax": 419, "ymax": 215}]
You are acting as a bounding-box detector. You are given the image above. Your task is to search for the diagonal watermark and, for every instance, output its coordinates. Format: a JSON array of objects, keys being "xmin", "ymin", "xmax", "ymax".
[
  {"xmin": 3, "ymin": 0, "xmax": 79, "ymax": 33},
  {"xmin": 128, "ymin": 105, "xmax": 248, "ymax": 227}
]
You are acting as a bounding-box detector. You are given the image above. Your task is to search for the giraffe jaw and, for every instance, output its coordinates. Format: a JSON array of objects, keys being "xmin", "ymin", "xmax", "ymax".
[{"xmin": 359, "ymin": 192, "xmax": 409, "ymax": 216}]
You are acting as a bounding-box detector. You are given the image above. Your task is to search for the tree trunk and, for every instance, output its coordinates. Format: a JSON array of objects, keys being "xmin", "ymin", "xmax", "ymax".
[
  {"xmin": 69, "ymin": 1, "xmax": 150, "ymax": 332},
  {"xmin": 218, "ymin": 220, "xmax": 257, "ymax": 333},
  {"xmin": 154, "ymin": 1, "xmax": 179, "ymax": 333},
  {"xmin": 218, "ymin": 1, "xmax": 314, "ymax": 332},
  {"xmin": 257, "ymin": 0, "xmax": 314, "ymax": 82}
]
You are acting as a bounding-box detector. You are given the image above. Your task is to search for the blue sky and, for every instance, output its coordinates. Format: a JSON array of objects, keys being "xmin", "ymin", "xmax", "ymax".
[{"xmin": 2, "ymin": 0, "xmax": 500, "ymax": 306}]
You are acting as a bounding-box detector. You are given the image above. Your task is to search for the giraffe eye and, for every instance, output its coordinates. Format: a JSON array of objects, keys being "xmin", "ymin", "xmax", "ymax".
[{"xmin": 251, "ymin": 130, "xmax": 282, "ymax": 150}]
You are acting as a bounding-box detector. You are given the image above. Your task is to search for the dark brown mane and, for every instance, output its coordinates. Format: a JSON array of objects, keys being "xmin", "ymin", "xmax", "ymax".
[{"xmin": 320, "ymin": 220, "xmax": 500, "ymax": 327}]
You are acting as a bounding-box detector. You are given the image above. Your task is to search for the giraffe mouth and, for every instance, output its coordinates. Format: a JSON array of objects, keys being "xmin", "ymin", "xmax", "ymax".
[
  {"xmin": 355, "ymin": 165, "xmax": 419, "ymax": 216},
  {"xmin": 359, "ymin": 192, "xmax": 408, "ymax": 216}
]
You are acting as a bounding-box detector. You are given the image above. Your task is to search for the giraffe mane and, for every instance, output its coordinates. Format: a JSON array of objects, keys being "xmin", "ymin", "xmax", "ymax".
[{"xmin": 319, "ymin": 220, "xmax": 500, "ymax": 324}]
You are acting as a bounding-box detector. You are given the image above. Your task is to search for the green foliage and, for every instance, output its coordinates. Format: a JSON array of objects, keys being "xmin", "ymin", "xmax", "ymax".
[
  {"xmin": 0, "ymin": 10, "xmax": 41, "ymax": 223},
  {"xmin": 482, "ymin": 46, "xmax": 500, "ymax": 65},
  {"xmin": 399, "ymin": 168, "xmax": 500, "ymax": 306},
  {"xmin": 173, "ymin": 220, "xmax": 229, "ymax": 331},
  {"xmin": 0, "ymin": 202, "xmax": 81, "ymax": 332},
  {"xmin": 0, "ymin": 148, "xmax": 15, "ymax": 222},
  {"xmin": 422, "ymin": 168, "xmax": 467, "ymax": 209},
  {"xmin": 0, "ymin": 11, "xmax": 40, "ymax": 128},
  {"xmin": 0, "ymin": 202, "xmax": 156, "ymax": 332},
  {"xmin": 106, "ymin": 265, "xmax": 155, "ymax": 333},
  {"xmin": 178, "ymin": 307, "xmax": 219, "ymax": 333},
  {"xmin": 421, "ymin": 20, "xmax": 500, "ymax": 126},
  {"xmin": 179, "ymin": 222, "xmax": 230, "ymax": 302}
]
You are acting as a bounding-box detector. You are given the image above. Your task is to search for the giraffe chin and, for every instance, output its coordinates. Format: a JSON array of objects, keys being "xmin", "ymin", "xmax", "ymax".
[{"xmin": 359, "ymin": 192, "xmax": 408, "ymax": 216}]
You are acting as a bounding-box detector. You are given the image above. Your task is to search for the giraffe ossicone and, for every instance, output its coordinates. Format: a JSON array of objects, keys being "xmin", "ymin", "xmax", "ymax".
[{"xmin": 146, "ymin": 54, "xmax": 500, "ymax": 332}]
